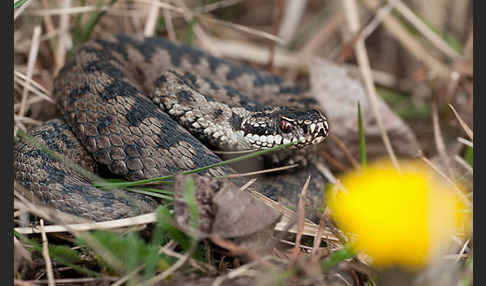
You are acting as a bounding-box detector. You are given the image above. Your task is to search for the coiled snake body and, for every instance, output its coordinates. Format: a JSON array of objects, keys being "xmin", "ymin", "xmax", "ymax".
[{"xmin": 14, "ymin": 35, "xmax": 329, "ymax": 222}]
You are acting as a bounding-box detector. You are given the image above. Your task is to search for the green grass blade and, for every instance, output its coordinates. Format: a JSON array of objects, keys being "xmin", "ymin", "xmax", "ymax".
[
  {"xmin": 94, "ymin": 141, "xmax": 297, "ymax": 189},
  {"xmin": 182, "ymin": 19, "xmax": 197, "ymax": 45},
  {"xmin": 321, "ymin": 244, "xmax": 355, "ymax": 272},
  {"xmin": 75, "ymin": 0, "xmax": 119, "ymax": 46},
  {"xmin": 464, "ymin": 146, "xmax": 473, "ymax": 167},
  {"xmin": 183, "ymin": 176, "xmax": 199, "ymax": 235},
  {"xmin": 14, "ymin": 0, "xmax": 29, "ymax": 9},
  {"xmin": 128, "ymin": 189, "xmax": 173, "ymax": 201}
]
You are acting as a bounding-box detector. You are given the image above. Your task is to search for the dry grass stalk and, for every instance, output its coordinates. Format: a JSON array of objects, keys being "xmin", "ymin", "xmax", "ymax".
[
  {"xmin": 28, "ymin": 5, "xmax": 115, "ymax": 16},
  {"xmin": 14, "ymin": 280, "xmax": 36, "ymax": 286},
  {"xmin": 238, "ymin": 178, "xmax": 257, "ymax": 191},
  {"xmin": 14, "ymin": 198, "xmax": 86, "ymax": 227},
  {"xmin": 311, "ymin": 213, "xmax": 327, "ymax": 263},
  {"xmin": 14, "ymin": 236, "xmax": 32, "ymax": 264},
  {"xmin": 453, "ymin": 155, "xmax": 473, "ymax": 175},
  {"xmin": 342, "ymin": 0, "xmax": 401, "ymax": 171},
  {"xmin": 420, "ymin": 156, "xmax": 472, "ymax": 208},
  {"xmin": 131, "ymin": 0, "xmax": 282, "ymax": 44},
  {"xmin": 203, "ymin": 17, "xmax": 285, "ymax": 44},
  {"xmin": 450, "ymin": 0, "xmax": 470, "ymax": 38},
  {"xmin": 210, "ymin": 37, "xmax": 297, "ymax": 67},
  {"xmin": 266, "ymin": 0, "xmax": 285, "ymax": 70},
  {"xmin": 110, "ymin": 266, "xmax": 144, "ymax": 286},
  {"xmin": 392, "ymin": 0, "xmax": 461, "ymax": 59},
  {"xmin": 360, "ymin": 0, "xmax": 394, "ymax": 40},
  {"xmin": 41, "ymin": 0, "xmax": 57, "ymax": 55},
  {"xmin": 15, "ymin": 212, "xmax": 157, "ymax": 234},
  {"xmin": 457, "ymin": 137, "xmax": 473, "ymax": 148},
  {"xmin": 319, "ymin": 150, "xmax": 349, "ymax": 172},
  {"xmin": 289, "ymin": 176, "xmax": 311, "ymax": 262},
  {"xmin": 14, "ymin": 70, "xmax": 52, "ymax": 101},
  {"xmin": 14, "ymin": 97, "xmax": 52, "ymax": 112},
  {"xmin": 14, "ymin": 0, "xmax": 33, "ymax": 20},
  {"xmin": 162, "ymin": 8, "xmax": 177, "ymax": 42},
  {"xmin": 14, "ymin": 116, "xmax": 43, "ymax": 126},
  {"xmin": 329, "ymin": 135, "xmax": 360, "ymax": 169},
  {"xmin": 455, "ymin": 238, "xmax": 471, "ymax": 263},
  {"xmin": 13, "ymin": 115, "xmax": 23, "ymax": 136},
  {"xmin": 288, "ymin": 11, "xmax": 345, "ymax": 79},
  {"xmin": 432, "ymin": 102, "xmax": 454, "ymax": 178},
  {"xmin": 278, "ymin": 0, "xmax": 308, "ymax": 45},
  {"xmin": 18, "ymin": 26, "xmax": 42, "ymax": 118},
  {"xmin": 159, "ymin": 246, "xmax": 216, "ymax": 273},
  {"xmin": 211, "ymin": 258, "xmax": 271, "ymax": 286},
  {"xmin": 314, "ymin": 162, "xmax": 338, "ymax": 186},
  {"xmin": 172, "ymin": 0, "xmax": 222, "ymax": 57},
  {"xmin": 15, "ymin": 191, "xmax": 127, "ymax": 274},
  {"xmin": 198, "ymin": 0, "xmax": 245, "ymax": 13},
  {"xmin": 143, "ymin": 2, "xmax": 160, "ymax": 37},
  {"xmin": 209, "ymin": 235, "xmax": 274, "ymax": 269},
  {"xmin": 14, "ymin": 30, "xmax": 62, "ymax": 52},
  {"xmin": 25, "ymin": 277, "xmax": 119, "ymax": 285},
  {"xmin": 361, "ymin": 0, "xmax": 450, "ymax": 78},
  {"xmin": 249, "ymin": 190, "xmax": 339, "ymax": 242},
  {"xmin": 224, "ymin": 164, "xmax": 299, "ymax": 178},
  {"xmin": 210, "ymin": 37, "xmax": 394, "ymax": 87},
  {"xmin": 55, "ymin": 0, "xmax": 72, "ymax": 75},
  {"xmin": 449, "ymin": 104, "xmax": 473, "ymax": 140},
  {"xmin": 40, "ymin": 219, "xmax": 55, "ymax": 286}
]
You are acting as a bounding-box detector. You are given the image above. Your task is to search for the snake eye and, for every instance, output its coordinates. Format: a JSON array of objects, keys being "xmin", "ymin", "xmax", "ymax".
[{"xmin": 280, "ymin": 119, "xmax": 293, "ymax": 133}]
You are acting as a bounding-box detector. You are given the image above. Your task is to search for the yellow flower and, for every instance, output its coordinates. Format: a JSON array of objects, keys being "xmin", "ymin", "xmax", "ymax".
[{"xmin": 327, "ymin": 160, "xmax": 471, "ymax": 268}]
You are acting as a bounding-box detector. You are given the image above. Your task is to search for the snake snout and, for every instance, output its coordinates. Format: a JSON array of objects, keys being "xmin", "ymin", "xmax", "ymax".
[{"xmin": 280, "ymin": 109, "xmax": 329, "ymax": 149}]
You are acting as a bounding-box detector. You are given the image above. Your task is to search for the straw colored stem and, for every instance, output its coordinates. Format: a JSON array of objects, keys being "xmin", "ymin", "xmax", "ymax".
[{"xmin": 342, "ymin": 0, "xmax": 400, "ymax": 171}]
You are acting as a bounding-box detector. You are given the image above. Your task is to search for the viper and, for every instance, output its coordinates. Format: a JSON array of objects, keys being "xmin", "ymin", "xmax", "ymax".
[{"xmin": 14, "ymin": 35, "xmax": 329, "ymax": 222}]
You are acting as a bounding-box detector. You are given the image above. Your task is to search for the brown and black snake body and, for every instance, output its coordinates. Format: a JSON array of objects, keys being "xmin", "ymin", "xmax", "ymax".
[{"xmin": 14, "ymin": 35, "xmax": 329, "ymax": 222}]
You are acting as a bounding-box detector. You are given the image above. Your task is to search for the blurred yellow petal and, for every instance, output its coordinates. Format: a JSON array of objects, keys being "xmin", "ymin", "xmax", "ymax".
[{"xmin": 327, "ymin": 160, "xmax": 471, "ymax": 268}]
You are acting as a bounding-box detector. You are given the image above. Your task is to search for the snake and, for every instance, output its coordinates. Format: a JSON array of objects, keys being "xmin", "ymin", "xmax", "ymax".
[{"xmin": 13, "ymin": 34, "xmax": 329, "ymax": 222}]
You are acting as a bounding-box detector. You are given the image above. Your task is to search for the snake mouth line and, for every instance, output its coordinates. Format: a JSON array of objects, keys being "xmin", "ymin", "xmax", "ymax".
[{"xmin": 238, "ymin": 117, "xmax": 329, "ymax": 149}]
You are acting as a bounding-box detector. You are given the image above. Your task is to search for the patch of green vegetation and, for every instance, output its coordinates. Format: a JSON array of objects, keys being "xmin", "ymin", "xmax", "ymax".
[
  {"xmin": 76, "ymin": 230, "xmax": 167, "ymax": 280},
  {"xmin": 75, "ymin": 204, "xmax": 205, "ymax": 283},
  {"xmin": 14, "ymin": 0, "xmax": 30, "ymax": 9},
  {"xmin": 182, "ymin": 19, "xmax": 197, "ymax": 46},
  {"xmin": 72, "ymin": 0, "xmax": 120, "ymax": 51},
  {"xmin": 464, "ymin": 146, "xmax": 473, "ymax": 167},
  {"xmin": 15, "ymin": 231, "xmax": 98, "ymax": 277},
  {"xmin": 376, "ymin": 87, "xmax": 430, "ymax": 119},
  {"xmin": 321, "ymin": 244, "xmax": 355, "ymax": 272}
]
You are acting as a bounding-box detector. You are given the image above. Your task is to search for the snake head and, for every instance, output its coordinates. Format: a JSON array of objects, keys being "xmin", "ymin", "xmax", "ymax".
[{"xmin": 240, "ymin": 108, "xmax": 329, "ymax": 149}]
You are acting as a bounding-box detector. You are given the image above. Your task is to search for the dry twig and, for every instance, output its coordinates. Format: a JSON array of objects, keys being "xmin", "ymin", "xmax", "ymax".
[
  {"xmin": 432, "ymin": 102, "xmax": 454, "ymax": 178},
  {"xmin": 391, "ymin": 0, "xmax": 461, "ymax": 59},
  {"xmin": 449, "ymin": 104, "xmax": 473, "ymax": 140},
  {"xmin": 342, "ymin": 0, "xmax": 400, "ymax": 171},
  {"xmin": 40, "ymin": 219, "xmax": 55, "ymax": 286},
  {"xmin": 420, "ymin": 156, "xmax": 472, "ymax": 208},
  {"xmin": 289, "ymin": 176, "xmax": 311, "ymax": 262},
  {"xmin": 19, "ymin": 26, "xmax": 42, "ymax": 118},
  {"xmin": 361, "ymin": 0, "xmax": 450, "ymax": 78}
]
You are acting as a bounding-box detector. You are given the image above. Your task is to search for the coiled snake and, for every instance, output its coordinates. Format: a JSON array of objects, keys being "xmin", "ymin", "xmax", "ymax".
[{"xmin": 14, "ymin": 35, "xmax": 329, "ymax": 222}]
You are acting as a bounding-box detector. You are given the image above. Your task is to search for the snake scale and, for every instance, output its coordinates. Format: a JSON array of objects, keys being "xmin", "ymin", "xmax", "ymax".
[{"xmin": 14, "ymin": 34, "xmax": 329, "ymax": 222}]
